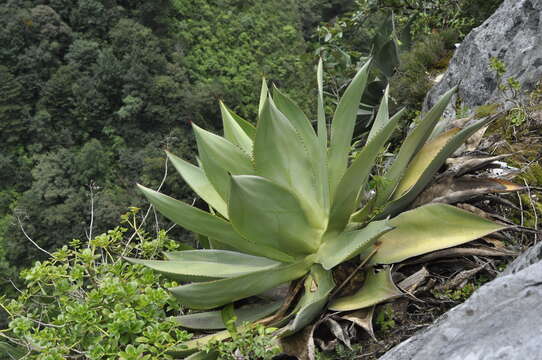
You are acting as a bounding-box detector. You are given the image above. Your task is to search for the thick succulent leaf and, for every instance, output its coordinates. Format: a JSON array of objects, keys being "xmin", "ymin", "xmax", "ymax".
[
  {"xmin": 361, "ymin": 204, "xmax": 507, "ymax": 265},
  {"xmin": 273, "ymin": 86, "xmax": 328, "ymax": 210},
  {"xmin": 138, "ymin": 185, "xmax": 294, "ymax": 263},
  {"xmin": 229, "ymin": 175, "xmax": 323, "ymax": 255},
  {"xmin": 376, "ymin": 87, "xmax": 457, "ymax": 206},
  {"xmin": 193, "ymin": 123, "xmax": 254, "ymax": 201},
  {"xmin": 328, "ymin": 60, "xmax": 372, "ymax": 198},
  {"xmin": 175, "ymin": 300, "xmax": 282, "ymax": 330},
  {"xmin": 317, "ymin": 58, "xmax": 327, "ymax": 149},
  {"xmin": 367, "ymin": 85, "xmax": 390, "ymax": 142},
  {"xmin": 329, "ymin": 268, "xmax": 402, "ymax": 311},
  {"xmin": 393, "ymin": 128, "xmax": 461, "ymax": 199},
  {"xmin": 259, "ymin": 77, "xmax": 269, "ymax": 118},
  {"xmin": 185, "ymin": 351, "xmax": 219, "ymax": 360},
  {"xmin": 166, "ymin": 151, "xmax": 228, "ymax": 218},
  {"xmin": 220, "ymin": 101, "xmax": 253, "ymax": 154},
  {"xmin": 254, "ymin": 97, "xmax": 324, "ymax": 220},
  {"xmin": 125, "ymin": 250, "xmax": 281, "ymax": 282},
  {"xmin": 281, "ymin": 264, "xmax": 335, "ymax": 336},
  {"xmin": 381, "ymin": 115, "xmax": 495, "ymax": 216},
  {"xmin": 169, "ymin": 331, "xmax": 230, "ymax": 357},
  {"xmin": 317, "ymin": 220, "xmax": 392, "ymax": 270},
  {"xmin": 169, "ymin": 256, "xmax": 314, "ymax": 310},
  {"xmin": 225, "ymin": 104, "xmax": 256, "ymax": 140},
  {"xmin": 328, "ymin": 108, "xmax": 404, "ymax": 232}
]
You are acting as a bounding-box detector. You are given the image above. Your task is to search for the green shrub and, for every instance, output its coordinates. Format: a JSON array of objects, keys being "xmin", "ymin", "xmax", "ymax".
[{"xmin": 0, "ymin": 212, "xmax": 192, "ymax": 359}]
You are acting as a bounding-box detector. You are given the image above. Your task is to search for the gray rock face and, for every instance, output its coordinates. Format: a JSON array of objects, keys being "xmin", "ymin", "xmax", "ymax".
[
  {"xmin": 501, "ymin": 241, "xmax": 542, "ymax": 275},
  {"xmin": 379, "ymin": 260, "xmax": 542, "ymax": 360},
  {"xmin": 424, "ymin": 0, "xmax": 542, "ymax": 119}
]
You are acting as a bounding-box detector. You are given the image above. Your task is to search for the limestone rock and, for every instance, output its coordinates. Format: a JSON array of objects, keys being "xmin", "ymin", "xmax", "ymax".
[{"xmin": 423, "ymin": 0, "xmax": 542, "ymax": 119}]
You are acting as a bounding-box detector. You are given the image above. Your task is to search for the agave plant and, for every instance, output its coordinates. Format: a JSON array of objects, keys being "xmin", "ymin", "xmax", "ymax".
[{"xmin": 130, "ymin": 59, "xmax": 507, "ymax": 357}]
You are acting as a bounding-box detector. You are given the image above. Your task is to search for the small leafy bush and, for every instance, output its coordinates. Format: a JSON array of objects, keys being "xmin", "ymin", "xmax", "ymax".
[{"xmin": 0, "ymin": 212, "xmax": 192, "ymax": 359}]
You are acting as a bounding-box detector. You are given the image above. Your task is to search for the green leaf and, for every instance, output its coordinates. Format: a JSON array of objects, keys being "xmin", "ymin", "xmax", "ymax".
[
  {"xmin": 169, "ymin": 331, "xmax": 230, "ymax": 357},
  {"xmin": 361, "ymin": 204, "xmax": 507, "ymax": 264},
  {"xmin": 273, "ymin": 85, "xmax": 328, "ymax": 211},
  {"xmin": 367, "ymin": 85, "xmax": 390, "ymax": 142},
  {"xmin": 138, "ymin": 185, "xmax": 293, "ymax": 263},
  {"xmin": 193, "ymin": 123, "xmax": 254, "ymax": 201},
  {"xmin": 328, "ymin": 108, "xmax": 404, "ymax": 232},
  {"xmin": 185, "ymin": 351, "xmax": 219, "ymax": 360},
  {"xmin": 229, "ymin": 175, "xmax": 323, "ymax": 255},
  {"xmin": 317, "ymin": 58, "xmax": 327, "ymax": 149},
  {"xmin": 169, "ymin": 256, "xmax": 314, "ymax": 309},
  {"xmin": 328, "ymin": 59, "xmax": 371, "ymax": 198},
  {"xmin": 175, "ymin": 300, "xmax": 282, "ymax": 330},
  {"xmin": 225, "ymin": 104, "xmax": 256, "ymax": 140},
  {"xmin": 317, "ymin": 220, "xmax": 392, "ymax": 270},
  {"xmin": 392, "ymin": 128, "xmax": 461, "ymax": 199},
  {"xmin": 166, "ymin": 151, "xmax": 228, "ymax": 218},
  {"xmin": 259, "ymin": 77, "xmax": 268, "ymax": 118},
  {"xmin": 329, "ymin": 268, "xmax": 402, "ymax": 311},
  {"xmin": 376, "ymin": 87, "xmax": 457, "ymax": 206},
  {"xmin": 382, "ymin": 116, "xmax": 495, "ymax": 216},
  {"xmin": 281, "ymin": 264, "xmax": 335, "ymax": 335},
  {"xmin": 125, "ymin": 250, "xmax": 281, "ymax": 282},
  {"xmin": 220, "ymin": 101, "xmax": 253, "ymax": 154},
  {"xmin": 254, "ymin": 97, "xmax": 324, "ymax": 220}
]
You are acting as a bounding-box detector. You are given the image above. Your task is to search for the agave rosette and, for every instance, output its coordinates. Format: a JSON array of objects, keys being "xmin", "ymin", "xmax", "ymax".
[{"xmin": 130, "ymin": 59, "xmax": 506, "ymax": 355}]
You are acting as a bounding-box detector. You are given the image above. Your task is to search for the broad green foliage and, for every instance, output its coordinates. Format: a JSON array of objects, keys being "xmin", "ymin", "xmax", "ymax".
[
  {"xmin": 0, "ymin": 222, "xmax": 192, "ymax": 359},
  {"xmin": 135, "ymin": 62, "xmax": 504, "ymax": 356}
]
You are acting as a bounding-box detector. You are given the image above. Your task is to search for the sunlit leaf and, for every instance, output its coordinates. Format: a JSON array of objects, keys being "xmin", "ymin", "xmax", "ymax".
[
  {"xmin": 220, "ymin": 101, "xmax": 253, "ymax": 154},
  {"xmin": 193, "ymin": 123, "xmax": 255, "ymax": 201},
  {"xmin": 393, "ymin": 128, "xmax": 461, "ymax": 199},
  {"xmin": 317, "ymin": 58, "xmax": 327, "ymax": 150},
  {"xmin": 329, "ymin": 268, "xmax": 402, "ymax": 311},
  {"xmin": 125, "ymin": 250, "xmax": 281, "ymax": 282},
  {"xmin": 377, "ymin": 87, "xmax": 457, "ymax": 206},
  {"xmin": 229, "ymin": 175, "xmax": 323, "ymax": 255},
  {"xmin": 175, "ymin": 301, "xmax": 282, "ymax": 330},
  {"xmin": 367, "ymin": 85, "xmax": 390, "ymax": 142},
  {"xmin": 254, "ymin": 97, "xmax": 324, "ymax": 220},
  {"xmin": 169, "ymin": 256, "xmax": 314, "ymax": 309},
  {"xmin": 166, "ymin": 151, "xmax": 228, "ymax": 218},
  {"xmin": 382, "ymin": 115, "xmax": 495, "ymax": 216},
  {"xmin": 328, "ymin": 59, "xmax": 372, "ymax": 198},
  {"xmin": 317, "ymin": 220, "xmax": 392, "ymax": 270},
  {"xmin": 138, "ymin": 185, "xmax": 293, "ymax": 263},
  {"xmin": 328, "ymin": 108, "xmax": 404, "ymax": 232},
  {"xmin": 361, "ymin": 203, "xmax": 507, "ymax": 264},
  {"xmin": 273, "ymin": 86, "xmax": 328, "ymax": 211}
]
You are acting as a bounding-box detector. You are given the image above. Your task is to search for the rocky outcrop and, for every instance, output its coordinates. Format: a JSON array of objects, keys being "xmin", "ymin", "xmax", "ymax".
[
  {"xmin": 379, "ymin": 259, "xmax": 542, "ymax": 360},
  {"xmin": 424, "ymin": 0, "xmax": 542, "ymax": 119}
]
